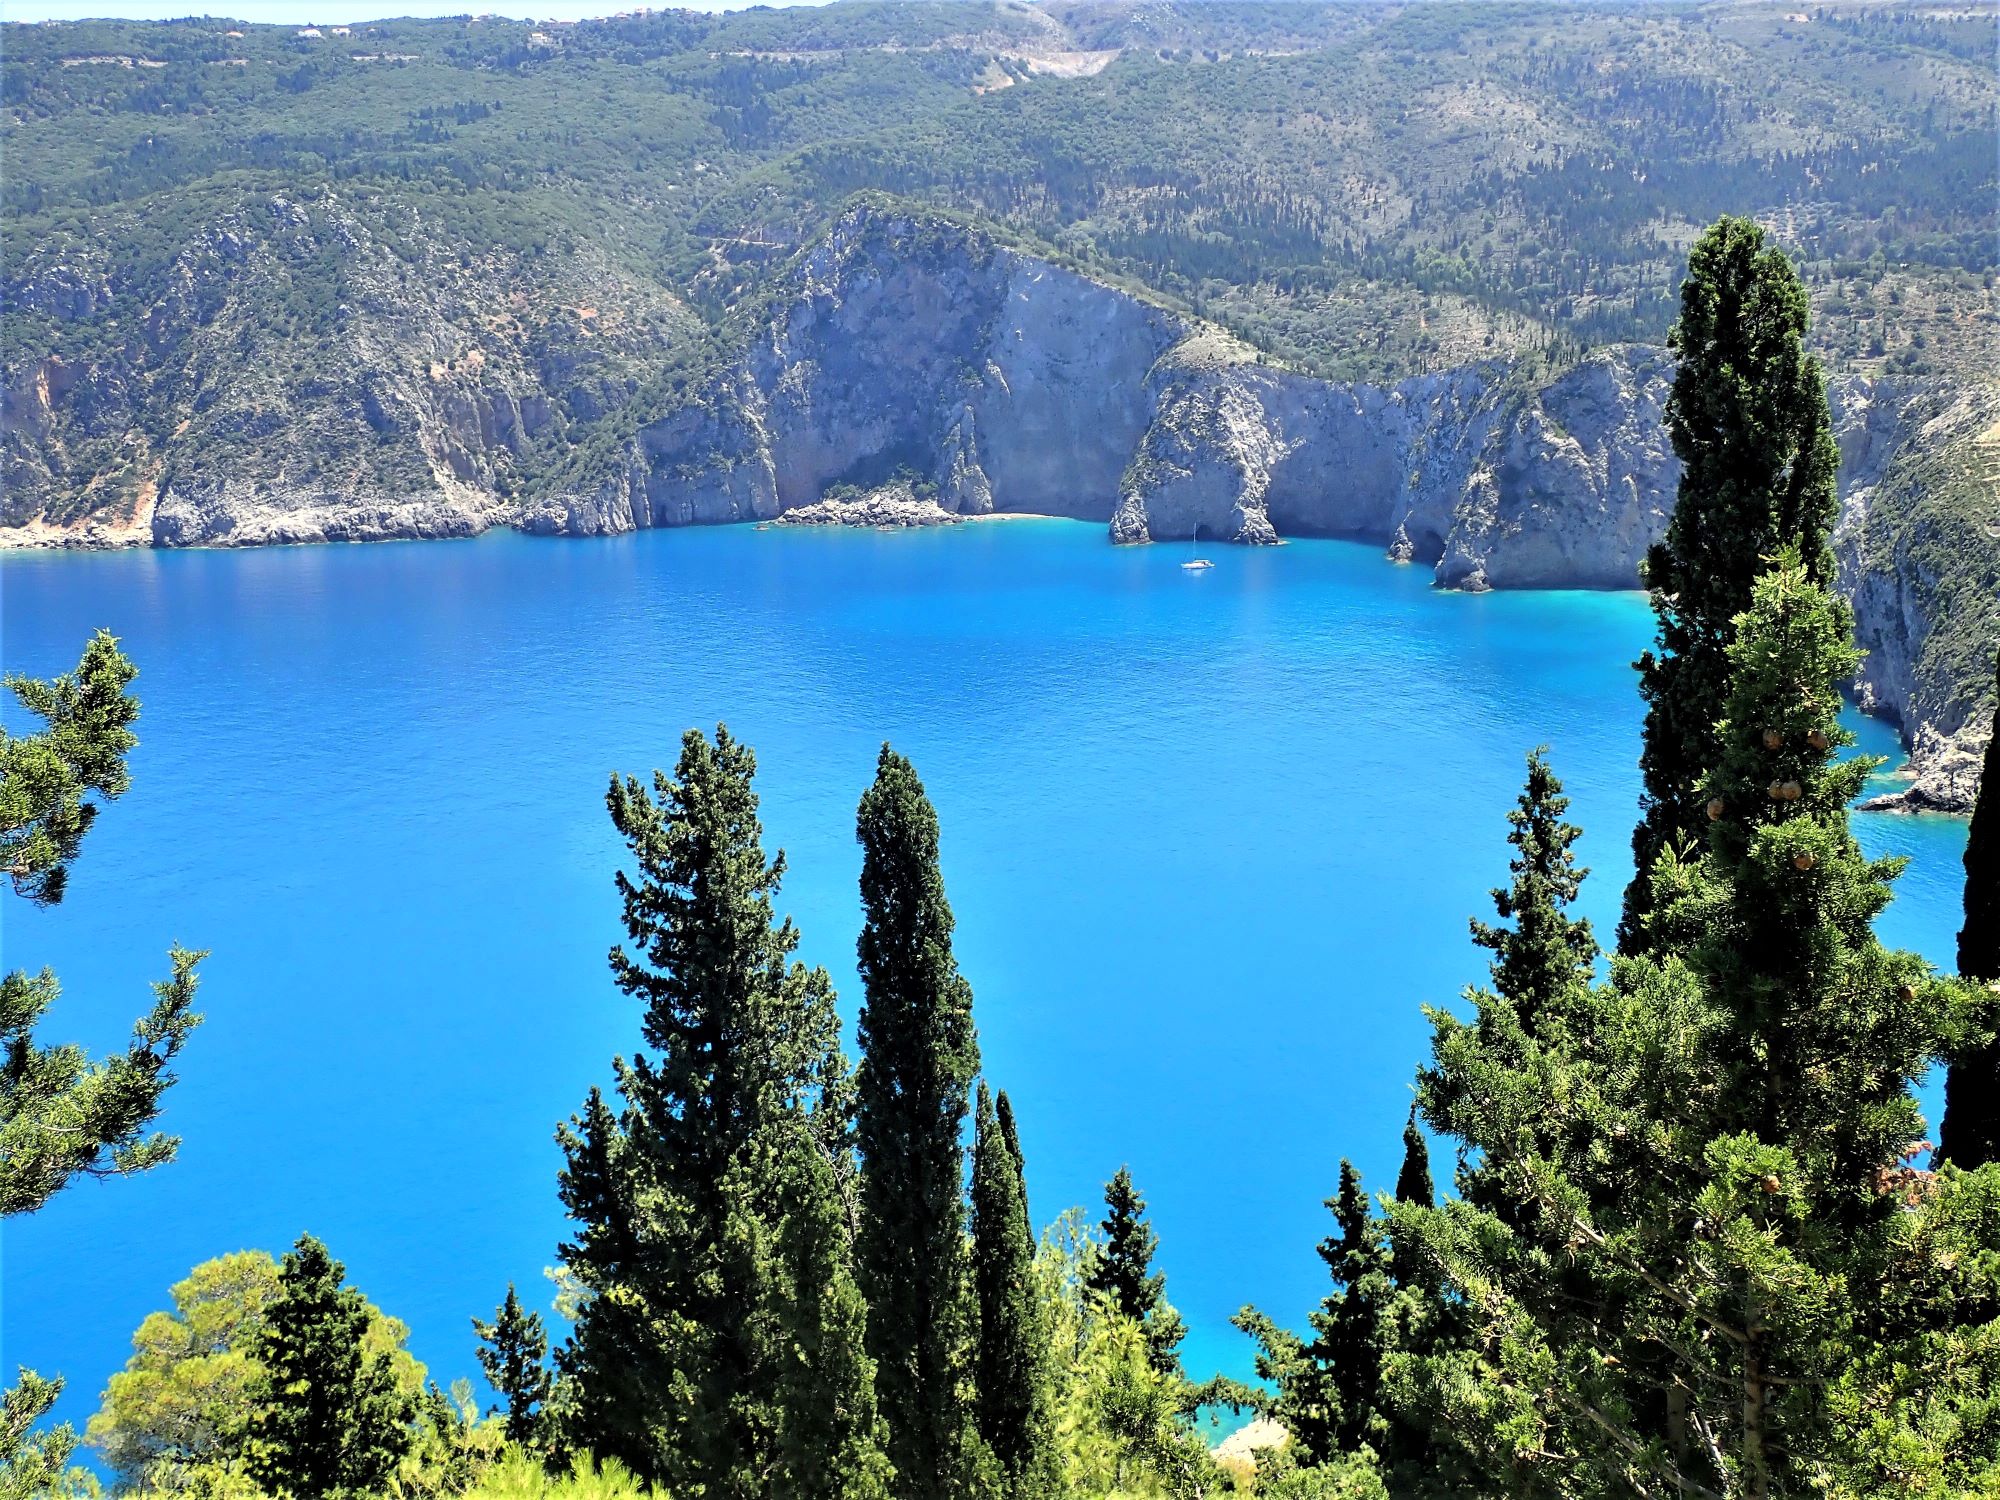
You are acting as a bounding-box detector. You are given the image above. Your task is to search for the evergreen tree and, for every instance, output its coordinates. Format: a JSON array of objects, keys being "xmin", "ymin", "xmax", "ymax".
[
  {"xmin": 2, "ymin": 629, "xmax": 140, "ymax": 908},
  {"xmin": 1389, "ymin": 1106, "xmax": 1434, "ymax": 1284},
  {"xmin": 1470, "ymin": 748, "xmax": 1596, "ymax": 1033},
  {"xmin": 1320, "ymin": 1164, "xmax": 1392, "ymax": 1458},
  {"xmin": 1939, "ymin": 651, "xmax": 2000, "ymax": 1169},
  {"xmin": 1402, "ymin": 553, "xmax": 2000, "ymax": 1495},
  {"xmin": 1235, "ymin": 1161, "xmax": 1394, "ymax": 1465},
  {"xmin": 852, "ymin": 746, "xmax": 981, "ymax": 1499},
  {"xmin": 1622, "ymin": 216, "xmax": 1840, "ymax": 951},
  {"xmin": 970, "ymin": 1084, "xmax": 1053, "ymax": 1495},
  {"xmin": 472, "ymin": 1283, "xmax": 551, "ymax": 1448},
  {"xmin": 0, "ymin": 634, "xmax": 202, "ymax": 1500},
  {"xmin": 1087, "ymin": 1168, "xmax": 1186, "ymax": 1377},
  {"xmin": 757, "ymin": 1115, "xmax": 898, "ymax": 1500},
  {"xmin": 554, "ymin": 726, "xmax": 889, "ymax": 1497},
  {"xmin": 1392, "ymin": 1108, "xmax": 1434, "ymax": 1213},
  {"xmin": 1, "ymin": 631, "xmax": 203, "ymax": 1218},
  {"xmin": 243, "ymin": 1234, "xmax": 413, "ymax": 1500},
  {"xmin": 996, "ymin": 1091, "xmax": 1029, "ymax": 1226}
]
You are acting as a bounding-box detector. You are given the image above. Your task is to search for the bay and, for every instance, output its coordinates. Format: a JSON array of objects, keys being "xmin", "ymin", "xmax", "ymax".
[{"xmin": 0, "ymin": 520, "xmax": 1968, "ymax": 1445}]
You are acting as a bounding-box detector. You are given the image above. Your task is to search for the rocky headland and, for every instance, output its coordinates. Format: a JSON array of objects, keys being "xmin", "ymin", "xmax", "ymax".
[{"xmin": 4, "ymin": 203, "xmax": 1993, "ymax": 806}]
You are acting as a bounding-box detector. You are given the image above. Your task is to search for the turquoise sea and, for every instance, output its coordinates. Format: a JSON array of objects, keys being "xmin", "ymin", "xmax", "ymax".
[{"xmin": 1, "ymin": 520, "xmax": 1970, "ymax": 1446}]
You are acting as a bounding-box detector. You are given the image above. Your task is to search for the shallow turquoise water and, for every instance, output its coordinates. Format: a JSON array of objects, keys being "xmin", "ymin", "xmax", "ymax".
[{"xmin": 1, "ymin": 521, "xmax": 1970, "ymax": 1444}]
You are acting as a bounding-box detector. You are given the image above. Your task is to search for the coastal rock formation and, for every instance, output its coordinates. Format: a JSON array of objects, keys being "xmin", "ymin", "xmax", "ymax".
[
  {"xmin": 771, "ymin": 482, "xmax": 963, "ymax": 528},
  {"xmin": 3, "ymin": 201, "xmax": 1990, "ymax": 804},
  {"xmin": 1837, "ymin": 383, "xmax": 2000, "ymax": 811}
]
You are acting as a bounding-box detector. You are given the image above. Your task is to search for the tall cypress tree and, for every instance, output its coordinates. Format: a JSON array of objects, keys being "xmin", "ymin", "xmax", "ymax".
[
  {"xmin": 1235, "ymin": 1160, "xmax": 1394, "ymax": 1465},
  {"xmin": 472, "ymin": 1283, "xmax": 551, "ymax": 1448},
  {"xmin": 995, "ymin": 1091, "xmax": 1029, "ymax": 1226},
  {"xmin": 1939, "ymin": 651, "xmax": 2000, "ymax": 1168},
  {"xmin": 852, "ymin": 746, "xmax": 981, "ymax": 1499},
  {"xmin": 970, "ymin": 1084, "xmax": 1052, "ymax": 1495},
  {"xmin": 1389, "ymin": 1106, "xmax": 1434, "ymax": 1288},
  {"xmin": 1393, "ymin": 1108, "xmax": 1434, "ymax": 1213},
  {"xmin": 1622, "ymin": 216, "xmax": 1839, "ymax": 952},
  {"xmin": 554, "ymin": 727, "xmax": 889, "ymax": 1497},
  {"xmin": 1319, "ymin": 1163, "xmax": 1393, "ymax": 1457},
  {"xmin": 243, "ymin": 1234, "xmax": 412, "ymax": 1500},
  {"xmin": 1087, "ymin": 1168, "xmax": 1186, "ymax": 1376}
]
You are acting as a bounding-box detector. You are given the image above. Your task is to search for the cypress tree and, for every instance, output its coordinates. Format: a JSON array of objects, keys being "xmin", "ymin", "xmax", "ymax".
[
  {"xmin": 1319, "ymin": 1162, "xmax": 1392, "ymax": 1457},
  {"xmin": 996, "ymin": 1091, "xmax": 1029, "ymax": 1225},
  {"xmin": 554, "ymin": 726, "xmax": 889, "ymax": 1497},
  {"xmin": 970, "ymin": 1084, "xmax": 1052, "ymax": 1495},
  {"xmin": 1389, "ymin": 1106, "xmax": 1433, "ymax": 1288},
  {"xmin": 1939, "ymin": 652, "xmax": 2000, "ymax": 1168},
  {"xmin": 759, "ymin": 1115, "xmax": 898, "ymax": 1500},
  {"xmin": 472, "ymin": 1283, "xmax": 551, "ymax": 1448},
  {"xmin": 1235, "ymin": 1161, "xmax": 1394, "ymax": 1465},
  {"xmin": 243, "ymin": 1234, "xmax": 412, "ymax": 1500},
  {"xmin": 1622, "ymin": 216, "xmax": 1839, "ymax": 952},
  {"xmin": 1087, "ymin": 1168, "xmax": 1186, "ymax": 1376},
  {"xmin": 1393, "ymin": 1107, "xmax": 1434, "ymax": 1214},
  {"xmin": 852, "ymin": 746, "xmax": 981, "ymax": 1499}
]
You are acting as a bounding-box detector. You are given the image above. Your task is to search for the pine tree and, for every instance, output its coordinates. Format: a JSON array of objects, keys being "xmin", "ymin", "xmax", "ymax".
[
  {"xmin": 1622, "ymin": 216, "xmax": 1839, "ymax": 952},
  {"xmin": 554, "ymin": 726, "xmax": 889, "ymax": 1496},
  {"xmin": 1402, "ymin": 554, "xmax": 2000, "ymax": 1496},
  {"xmin": 1470, "ymin": 748, "xmax": 1596, "ymax": 1034},
  {"xmin": 0, "ymin": 634, "xmax": 201, "ymax": 1500},
  {"xmin": 970, "ymin": 1084, "xmax": 1053, "ymax": 1495},
  {"xmin": 1939, "ymin": 651, "xmax": 2000, "ymax": 1168},
  {"xmin": 1087, "ymin": 1168, "xmax": 1186, "ymax": 1377},
  {"xmin": 243, "ymin": 1234, "xmax": 412, "ymax": 1500},
  {"xmin": 852, "ymin": 746, "xmax": 981, "ymax": 1500},
  {"xmin": 473, "ymin": 1283, "xmax": 551, "ymax": 1448}
]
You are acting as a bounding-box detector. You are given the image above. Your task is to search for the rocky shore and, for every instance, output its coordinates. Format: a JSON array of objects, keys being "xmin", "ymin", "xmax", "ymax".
[{"xmin": 5, "ymin": 205, "xmax": 1992, "ymax": 806}]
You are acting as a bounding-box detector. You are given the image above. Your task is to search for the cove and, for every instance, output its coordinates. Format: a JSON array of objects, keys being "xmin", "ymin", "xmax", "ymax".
[{"xmin": 1, "ymin": 521, "xmax": 1969, "ymax": 1444}]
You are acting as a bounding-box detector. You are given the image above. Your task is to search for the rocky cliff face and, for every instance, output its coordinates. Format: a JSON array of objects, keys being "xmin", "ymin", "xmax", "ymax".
[{"xmin": 4, "ymin": 202, "xmax": 1990, "ymax": 805}]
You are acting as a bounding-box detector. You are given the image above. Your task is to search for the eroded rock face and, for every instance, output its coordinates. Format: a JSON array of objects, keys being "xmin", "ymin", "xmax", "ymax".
[{"xmin": 5, "ymin": 202, "xmax": 1988, "ymax": 802}]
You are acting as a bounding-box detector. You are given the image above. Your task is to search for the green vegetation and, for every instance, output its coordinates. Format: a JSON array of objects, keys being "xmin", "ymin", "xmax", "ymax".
[
  {"xmin": 243, "ymin": 1235, "xmax": 418, "ymax": 1500},
  {"xmin": 554, "ymin": 727, "xmax": 888, "ymax": 1496},
  {"xmin": 854, "ymin": 746, "xmax": 985, "ymax": 1500},
  {"xmin": 1087, "ymin": 1169, "xmax": 1187, "ymax": 1380},
  {"xmin": 2, "ymin": 1, "xmax": 1993, "ymax": 528},
  {"xmin": 473, "ymin": 1287, "xmax": 553, "ymax": 1451},
  {"xmin": 1624, "ymin": 215, "xmax": 1841, "ymax": 950},
  {"xmin": 971, "ymin": 1084, "xmax": 1057, "ymax": 1498},
  {"xmin": 0, "ymin": 632, "xmax": 204, "ymax": 1499}
]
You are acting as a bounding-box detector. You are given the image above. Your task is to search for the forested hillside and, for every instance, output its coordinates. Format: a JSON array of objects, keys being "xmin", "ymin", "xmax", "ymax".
[{"xmin": 3, "ymin": 0, "xmax": 1994, "ymax": 525}]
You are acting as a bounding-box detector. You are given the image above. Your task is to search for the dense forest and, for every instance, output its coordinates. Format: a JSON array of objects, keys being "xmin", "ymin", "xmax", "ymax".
[
  {"xmin": 5, "ymin": 219, "xmax": 1999, "ymax": 1497},
  {"xmin": 2, "ymin": 0, "xmax": 1995, "ymax": 532}
]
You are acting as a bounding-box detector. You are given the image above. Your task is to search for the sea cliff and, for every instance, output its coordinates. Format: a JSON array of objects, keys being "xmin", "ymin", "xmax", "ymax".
[{"xmin": 4, "ymin": 204, "xmax": 1992, "ymax": 806}]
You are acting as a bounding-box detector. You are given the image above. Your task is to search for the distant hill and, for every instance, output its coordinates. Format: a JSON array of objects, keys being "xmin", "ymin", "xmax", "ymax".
[{"xmin": 4, "ymin": 0, "xmax": 1994, "ymax": 515}]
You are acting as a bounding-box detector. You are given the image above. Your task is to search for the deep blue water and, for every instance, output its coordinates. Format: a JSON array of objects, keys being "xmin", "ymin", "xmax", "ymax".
[{"xmin": 1, "ymin": 521, "xmax": 1970, "ymax": 1449}]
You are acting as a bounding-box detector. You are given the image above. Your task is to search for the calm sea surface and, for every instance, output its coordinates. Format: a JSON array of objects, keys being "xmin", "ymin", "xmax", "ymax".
[{"xmin": 1, "ymin": 521, "xmax": 1970, "ymax": 1444}]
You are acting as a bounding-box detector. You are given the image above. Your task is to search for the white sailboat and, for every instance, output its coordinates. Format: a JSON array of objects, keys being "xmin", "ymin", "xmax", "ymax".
[{"xmin": 1181, "ymin": 523, "xmax": 1213, "ymax": 571}]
